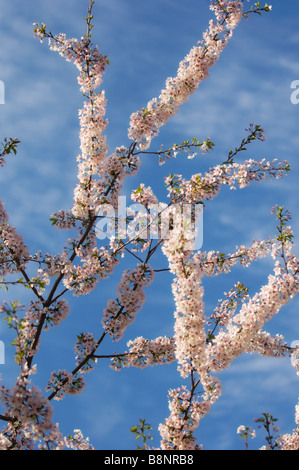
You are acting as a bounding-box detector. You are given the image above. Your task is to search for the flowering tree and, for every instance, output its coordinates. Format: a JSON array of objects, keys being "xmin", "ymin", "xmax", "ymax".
[{"xmin": 0, "ymin": 0, "xmax": 298, "ymax": 450}]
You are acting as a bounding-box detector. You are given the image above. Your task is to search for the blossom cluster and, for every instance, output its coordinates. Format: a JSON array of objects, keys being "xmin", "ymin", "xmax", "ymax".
[
  {"xmin": 165, "ymin": 159, "xmax": 290, "ymax": 205},
  {"xmin": 33, "ymin": 24, "xmax": 142, "ymax": 221},
  {"xmin": 158, "ymin": 385, "xmax": 211, "ymax": 450},
  {"xmin": 33, "ymin": 21, "xmax": 112, "ymax": 220},
  {"xmin": 102, "ymin": 264, "xmax": 155, "ymax": 341},
  {"xmin": 110, "ymin": 336, "xmax": 175, "ymax": 370},
  {"xmin": 0, "ymin": 200, "xmax": 29, "ymax": 276},
  {"xmin": 128, "ymin": 0, "xmax": 244, "ymax": 150},
  {"xmin": 74, "ymin": 332, "xmax": 99, "ymax": 373},
  {"xmin": 95, "ymin": 146, "xmax": 141, "ymax": 211},
  {"xmin": 0, "ymin": 371, "xmax": 62, "ymax": 449},
  {"xmin": 158, "ymin": 209, "xmax": 298, "ymax": 448},
  {"xmin": 209, "ymin": 281, "xmax": 250, "ymax": 328},
  {"xmin": 65, "ymin": 429, "xmax": 94, "ymax": 450},
  {"xmin": 33, "ymin": 24, "xmax": 109, "ymax": 93},
  {"xmin": 207, "ymin": 261, "xmax": 298, "ymax": 372},
  {"xmin": 237, "ymin": 424, "xmax": 256, "ymax": 439},
  {"xmin": 46, "ymin": 370, "xmax": 86, "ymax": 401},
  {"xmin": 131, "ymin": 184, "xmax": 159, "ymax": 207},
  {"xmin": 0, "ymin": 298, "xmax": 71, "ymax": 367},
  {"xmin": 0, "ymin": 370, "xmax": 92, "ymax": 449},
  {"xmin": 278, "ymin": 402, "xmax": 299, "ymax": 450},
  {"xmin": 62, "ymin": 238, "xmax": 120, "ymax": 296}
]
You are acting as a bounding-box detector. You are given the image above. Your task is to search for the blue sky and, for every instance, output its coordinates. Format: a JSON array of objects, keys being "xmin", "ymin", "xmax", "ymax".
[{"xmin": 0, "ymin": 0, "xmax": 298, "ymax": 450}]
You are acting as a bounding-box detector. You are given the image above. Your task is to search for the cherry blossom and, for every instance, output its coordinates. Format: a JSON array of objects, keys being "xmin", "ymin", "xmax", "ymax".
[{"xmin": 1, "ymin": 0, "xmax": 297, "ymax": 451}]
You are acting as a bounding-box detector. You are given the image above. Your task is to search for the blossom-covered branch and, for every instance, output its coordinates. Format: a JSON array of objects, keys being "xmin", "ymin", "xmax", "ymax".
[{"xmin": 0, "ymin": 0, "xmax": 297, "ymax": 451}]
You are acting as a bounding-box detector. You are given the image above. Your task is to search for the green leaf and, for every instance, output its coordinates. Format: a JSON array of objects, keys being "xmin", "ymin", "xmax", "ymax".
[{"xmin": 130, "ymin": 426, "xmax": 138, "ymax": 433}]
